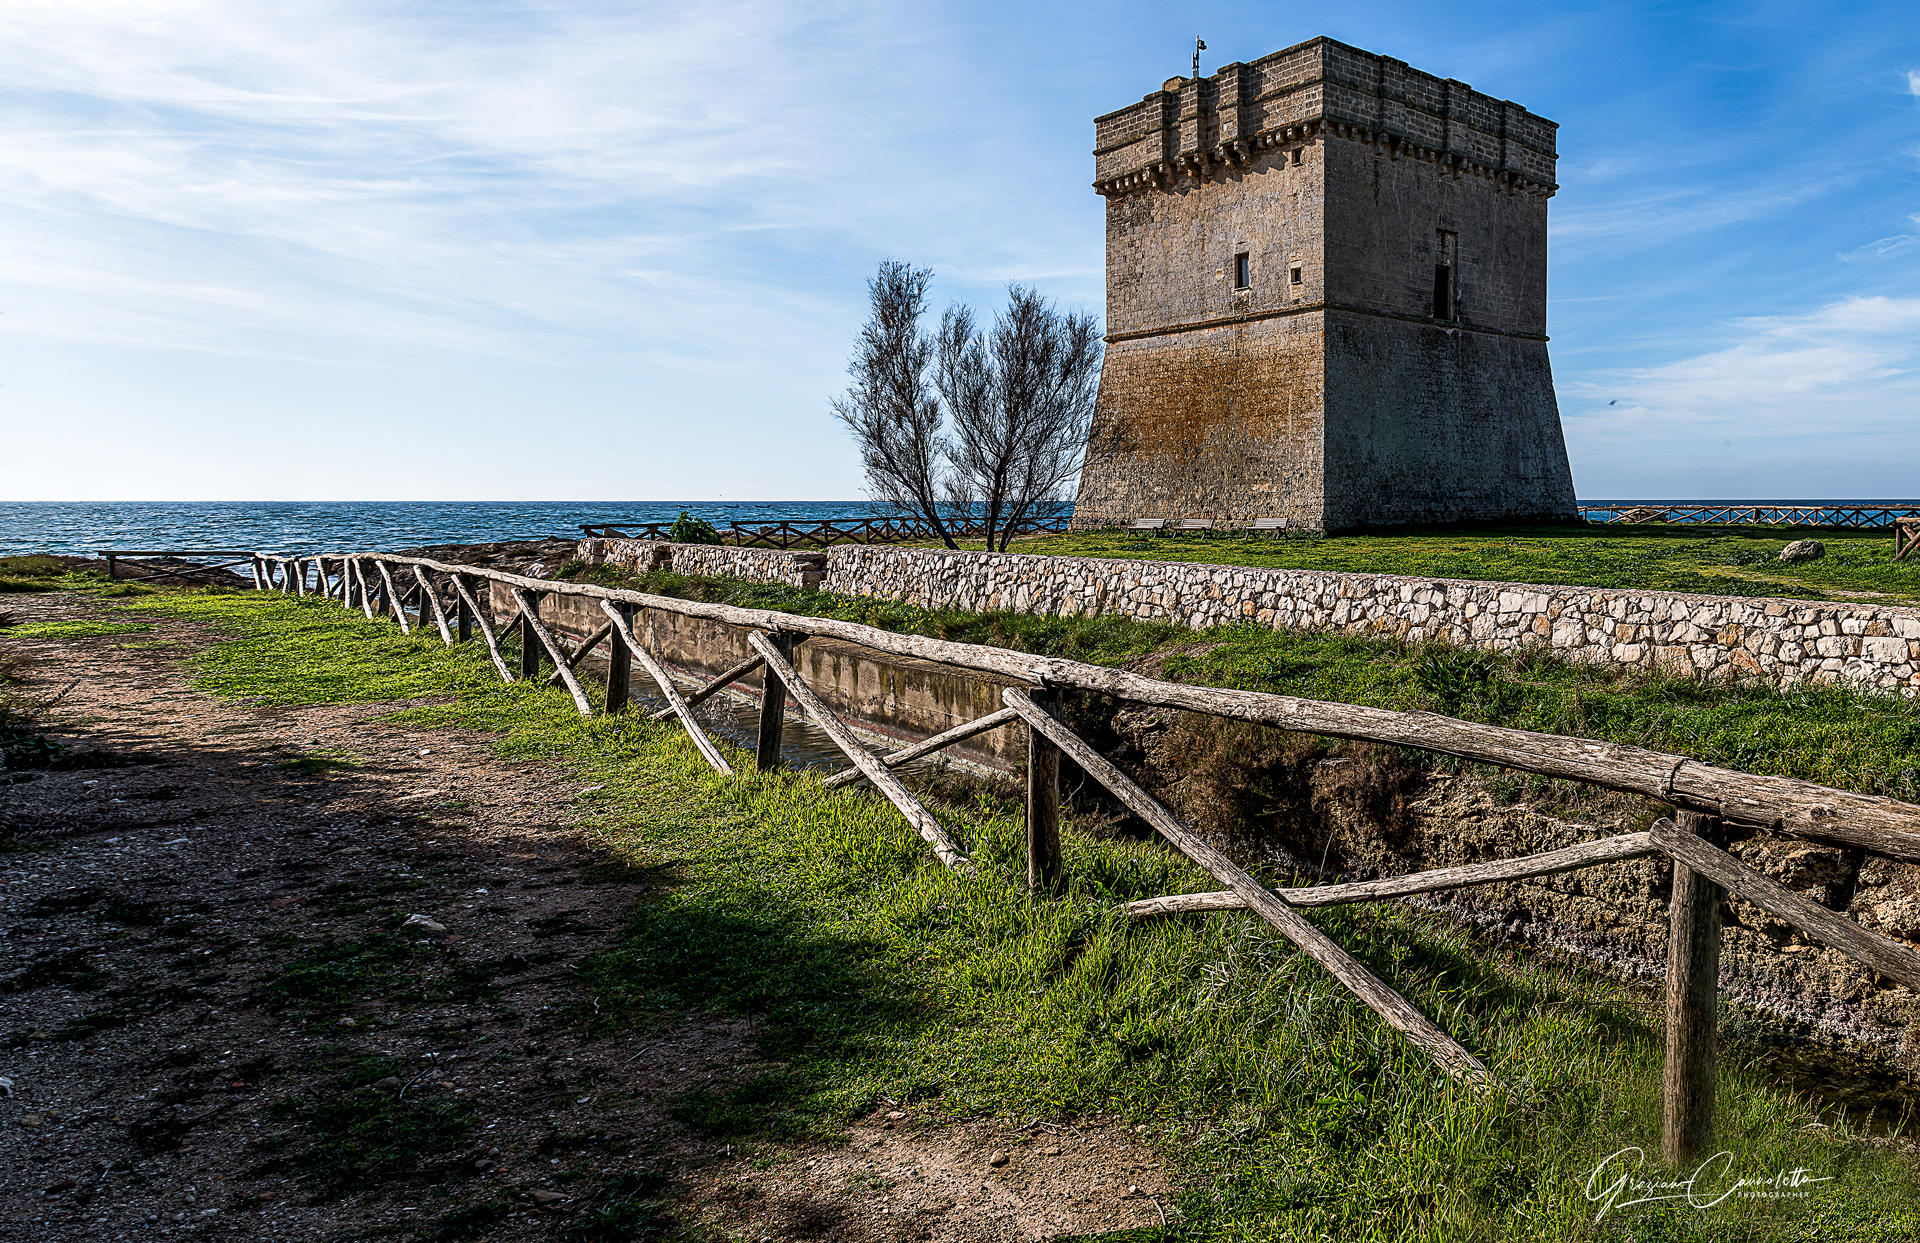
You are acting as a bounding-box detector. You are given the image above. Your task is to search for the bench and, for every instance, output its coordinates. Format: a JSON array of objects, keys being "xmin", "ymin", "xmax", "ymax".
[
  {"xmin": 1123, "ymin": 518, "xmax": 1168, "ymax": 534},
  {"xmin": 1239, "ymin": 517, "xmax": 1287, "ymax": 538},
  {"xmin": 1171, "ymin": 519, "xmax": 1217, "ymax": 536}
]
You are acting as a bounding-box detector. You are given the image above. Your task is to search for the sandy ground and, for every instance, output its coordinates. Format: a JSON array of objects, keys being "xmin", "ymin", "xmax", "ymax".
[{"xmin": 0, "ymin": 587, "xmax": 1170, "ymax": 1241}]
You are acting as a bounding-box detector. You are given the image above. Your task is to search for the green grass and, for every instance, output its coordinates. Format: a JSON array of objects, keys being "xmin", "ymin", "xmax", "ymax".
[
  {"xmin": 106, "ymin": 587, "xmax": 1920, "ymax": 1240},
  {"xmin": 983, "ymin": 524, "xmax": 1920, "ymax": 604},
  {"xmin": 3, "ymin": 619, "xmax": 154, "ymax": 639}
]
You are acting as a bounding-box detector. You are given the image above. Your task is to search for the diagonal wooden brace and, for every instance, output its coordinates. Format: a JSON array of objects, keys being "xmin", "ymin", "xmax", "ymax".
[
  {"xmin": 1003, "ymin": 687, "xmax": 1499, "ymax": 1093},
  {"xmin": 411, "ymin": 565, "xmax": 454, "ymax": 645},
  {"xmin": 1126, "ymin": 832, "xmax": 1659, "ymax": 918},
  {"xmin": 1652, "ymin": 817, "xmax": 1920, "ymax": 989},
  {"xmin": 510, "ymin": 588, "xmax": 594, "ymax": 716},
  {"xmin": 821, "ymin": 707, "xmax": 1021, "ymax": 788},
  {"xmin": 749, "ymin": 630, "xmax": 970, "ymax": 872},
  {"xmin": 597, "ymin": 601, "xmax": 732, "ymax": 776},
  {"xmin": 446, "ymin": 573, "xmax": 511, "ymax": 681}
]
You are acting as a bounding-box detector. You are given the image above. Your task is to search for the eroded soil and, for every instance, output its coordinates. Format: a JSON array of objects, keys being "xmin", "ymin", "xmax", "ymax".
[{"xmin": 0, "ymin": 589, "xmax": 1168, "ymax": 1241}]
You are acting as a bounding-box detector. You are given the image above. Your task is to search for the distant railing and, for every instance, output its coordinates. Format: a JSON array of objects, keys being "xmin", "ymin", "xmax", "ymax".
[
  {"xmin": 1582, "ymin": 503, "xmax": 1920, "ymax": 530},
  {"xmin": 101, "ymin": 549, "xmax": 257, "ymax": 584},
  {"xmin": 578, "ymin": 516, "xmax": 1074, "ymax": 548}
]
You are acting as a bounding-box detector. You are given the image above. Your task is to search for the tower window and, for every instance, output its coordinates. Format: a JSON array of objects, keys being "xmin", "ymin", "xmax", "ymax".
[
  {"xmin": 1290, "ymin": 266, "xmax": 1303, "ymax": 285},
  {"xmin": 1433, "ymin": 229, "xmax": 1457, "ymax": 320},
  {"xmin": 1233, "ymin": 253, "xmax": 1250, "ymax": 289},
  {"xmin": 1290, "ymin": 147, "xmax": 1303, "ymax": 166}
]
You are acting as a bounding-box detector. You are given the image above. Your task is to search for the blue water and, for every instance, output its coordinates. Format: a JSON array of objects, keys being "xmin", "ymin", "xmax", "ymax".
[
  {"xmin": 6, "ymin": 499, "xmax": 1913, "ymax": 558},
  {"xmin": 0, "ymin": 501, "xmax": 902, "ymax": 557}
]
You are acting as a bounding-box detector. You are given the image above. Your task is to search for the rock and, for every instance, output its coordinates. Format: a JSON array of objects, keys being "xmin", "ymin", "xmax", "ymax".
[
  {"xmin": 18, "ymin": 1115, "xmax": 42, "ymax": 1129},
  {"xmin": 43, "ymin": 1178, "xmax": 76, "ymax": 1194},
  {"xmin": 473, "ymin": 1157, "xmax": 496, "ymax": 1172},
  {"xmin": 528, "ymin": 1188, "xmax": 565, "ymax": 1204},
  {"xmin": 885, "ymin": 1111, "xmax": 906, "ymax": 1120},
  {"xmin": 401, "ymin": 914, "xmax": 448, "ymax": 936},
  {"xmin": 987, "ymin": 1151, "xmax": 1009, "ymax": 1168},
  {"xmin": 1043, "ymin": 1147, "xmax": 1060, "ymax": 1156},
  {"xmin": 1778, "ymin": 539, "xmax": 1825, "ymax": 563},
  {"xmin": 372, "ymin": 1077, "xmax": 403, "ymax": 1091}
]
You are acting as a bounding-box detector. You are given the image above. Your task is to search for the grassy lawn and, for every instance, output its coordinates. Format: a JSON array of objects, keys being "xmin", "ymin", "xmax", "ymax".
[
  {"xmin": 917, "ymin": 524, "xmax": 1920, "ymax": 605},
  {"xmin": 81, "ymin": 583, "xmax": 1920, "ymax": 1240}
]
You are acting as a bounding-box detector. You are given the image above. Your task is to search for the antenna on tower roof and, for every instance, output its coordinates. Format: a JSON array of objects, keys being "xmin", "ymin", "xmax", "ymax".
[{"xmin": 1192, "ymin": 37, "xmax": 1206, "ymax": 79}]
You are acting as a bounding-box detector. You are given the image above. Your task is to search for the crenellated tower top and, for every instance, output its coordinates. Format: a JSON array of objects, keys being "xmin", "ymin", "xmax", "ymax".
[{"xmin": 1093, "ymin": 36, "xmax": 1558, "ymax": 200}]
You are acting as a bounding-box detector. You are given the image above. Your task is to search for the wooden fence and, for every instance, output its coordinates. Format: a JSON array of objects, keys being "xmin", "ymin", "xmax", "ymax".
[
  {"xmin": 252, "ymin": 550, "xmax": 1920, "ymax": 1159},
  {"xmin": 102, "ymin": 549, "xmax": 258, "ymax": 584},
  {"xmin": 1582, "ymin": 503, "xmax": 1920, "ymax": 530},
  {"xmin": 577, "ymin": 515, "xmax": 1073, "ymax": 548}
]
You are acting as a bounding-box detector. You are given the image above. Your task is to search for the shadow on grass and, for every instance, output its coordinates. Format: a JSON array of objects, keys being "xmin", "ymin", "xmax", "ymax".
[{"xmin": 579, "ymin": 890, "xmax": 930, "ymax": 1141}]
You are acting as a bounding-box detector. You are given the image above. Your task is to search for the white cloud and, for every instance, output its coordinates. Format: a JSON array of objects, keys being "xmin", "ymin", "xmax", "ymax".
[
  {"xmin": 0, "ymin": 1, "xmax": 967, "ymax": 363},
  {"xmin": 1838, "ymin": 233, "xmax": 1920, "ymax": 262},
  {"xmin": 1562, "ymin": 296, "xmax": 1920, "ymax": 495},
  {"xmin": 1908, "ymin": 67, "xmax": 1920, "ymax": 98}
]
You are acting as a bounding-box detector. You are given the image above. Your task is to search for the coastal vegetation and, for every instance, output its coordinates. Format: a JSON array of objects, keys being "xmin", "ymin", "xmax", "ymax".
[
  {"xmin": 834, "ymin": 260, "xmax": 1103, "ymax": 552},
  {"xmin": 929, "ymin": 523, "xmax": 1920, "ymax": 605},
  {"xmin": 94, "ymin": 583, "xmax": 1920, "ymax": 1239}
]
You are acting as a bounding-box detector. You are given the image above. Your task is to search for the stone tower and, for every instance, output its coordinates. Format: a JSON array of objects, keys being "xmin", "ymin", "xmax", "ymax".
[{"xmin": 1071, "ymin": 37, "xmax": 1577, "ymax": 532}]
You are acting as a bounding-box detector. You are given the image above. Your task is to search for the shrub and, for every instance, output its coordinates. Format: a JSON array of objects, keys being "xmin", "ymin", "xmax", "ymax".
[{"xmin": 667, "ymin": 511, "xmax": 722, "ymax": 545}]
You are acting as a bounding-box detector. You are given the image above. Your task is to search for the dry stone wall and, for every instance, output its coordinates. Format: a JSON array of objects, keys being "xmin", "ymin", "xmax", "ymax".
[
  {"xmin": 581, "ymin": 538, "xmax": 1920, "ymax": 693},
  {"xmin": 826, "ymin": 546, "xmax": 1920, "ymax": 691}
]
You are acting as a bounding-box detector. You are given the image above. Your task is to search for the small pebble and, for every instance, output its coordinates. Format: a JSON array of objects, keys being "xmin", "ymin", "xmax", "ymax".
[
  {"xmin": 18, "ymin": 1115, "xmax": 43, "ymax": 1129},
  {"xmin": 988, "ymin": 1151, "xmax": 1009, "ymax": 1168}
]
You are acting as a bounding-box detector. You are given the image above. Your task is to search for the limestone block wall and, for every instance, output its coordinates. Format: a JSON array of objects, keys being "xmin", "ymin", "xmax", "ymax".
[
  {"xmin": 577, "ymin": 537, "xmax": 823, "ymax": 588},
  {"xmin": 580, "ymin": 538, "xmax": 1920, "ymax": 690}
]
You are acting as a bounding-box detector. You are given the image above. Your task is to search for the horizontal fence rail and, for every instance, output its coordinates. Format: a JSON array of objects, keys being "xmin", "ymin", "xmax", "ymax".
[
  {"xmin": 1581, "ymin": 503, "xmax": 1920, "ymax": 530},
  {"xmin": 577, "ymin": 516, "xmax": 1073, "ymax": 547},
  {"xmin": 247, "ymin": 549, "xmax": 1920, "ymax": 1149}
]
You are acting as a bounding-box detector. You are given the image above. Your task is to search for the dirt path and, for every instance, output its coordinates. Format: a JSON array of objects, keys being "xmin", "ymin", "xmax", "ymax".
[{"xmin": 0, "ymin": 589, "xmax": 1169, "ymax": 1241}]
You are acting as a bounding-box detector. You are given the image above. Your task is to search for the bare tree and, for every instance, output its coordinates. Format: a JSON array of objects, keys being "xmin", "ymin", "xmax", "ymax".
[
  {"xmin": 830, "ymin": 260, "xmax": 961, "ymax": 549},
  {"xmin": 836, "ymin": 265, "xmax": 1102, "ymax": 552},
  {"xmin": 939, "ymin": 285, "xmax": 1103, "ymax": 552}
]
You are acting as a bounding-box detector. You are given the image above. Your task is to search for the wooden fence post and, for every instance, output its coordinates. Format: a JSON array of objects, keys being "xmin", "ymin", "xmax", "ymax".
[
  {"xmin": 518, "ymin": 591, "xmax": 543, "ymax": 681},
  {"xmin": 606, "ymin": 602, "xmax": 634, "ymax": 714},
  {"xmin": 1025, "ymin": 689, "xmax": 1063, "ymax": 894},
  {"xmin": 1664, "ymin": 809, "xmax": 1724, "ymax": 1165},
  {"xmin": 756, "ymin": 631, "xmax": 794, "ymax": 772},
  {"xmin": 456, "ymin": 575, "xmax": 473, "ymax": 643}
]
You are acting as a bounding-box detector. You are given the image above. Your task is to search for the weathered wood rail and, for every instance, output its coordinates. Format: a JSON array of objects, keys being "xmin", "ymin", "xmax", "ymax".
[
  {"xmin": 578, "ymin": 515, "xmax": 1073, "ymax": 547},
  {"xmin": 251, "ymin": 550, "xmax": 1920, "ymax": 1153}
]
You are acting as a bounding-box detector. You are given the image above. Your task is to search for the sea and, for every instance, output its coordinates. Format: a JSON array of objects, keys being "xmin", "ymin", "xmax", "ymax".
[
  {"xmin": 0, "ymin": 501, "xmax": 907, "ymax": 558},
  {"xmin": 4, "ymin": 499, "xmax": 1916, "ymax": 559}
]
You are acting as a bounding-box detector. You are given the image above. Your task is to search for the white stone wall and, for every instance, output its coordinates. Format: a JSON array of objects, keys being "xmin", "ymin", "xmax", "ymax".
[
  {"xmin": 578, "ymin": 538, "xmax": 823, "ymax": 588},
  {"xmin": 581, "ymin": 539, "xmax": 1920, "ymax": 691}
]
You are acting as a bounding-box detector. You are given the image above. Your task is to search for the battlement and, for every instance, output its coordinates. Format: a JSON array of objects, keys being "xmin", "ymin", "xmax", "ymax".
[{"xmin": 1093, "ymin": 37, "xmax": 1558, "ymax": 199}]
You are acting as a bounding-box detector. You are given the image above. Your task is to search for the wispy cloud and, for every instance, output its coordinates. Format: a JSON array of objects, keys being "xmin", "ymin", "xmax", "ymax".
[
  {"xmin": 1563, "ymin": 296, "xmax": 1920, "ymax": 493},
  {"xmin": 0, "ymin": 1, "xmax": 958, "ymax": 363}
]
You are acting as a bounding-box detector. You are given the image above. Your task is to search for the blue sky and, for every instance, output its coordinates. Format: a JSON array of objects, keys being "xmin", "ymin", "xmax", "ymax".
[{"xmin": 0, "ymin": 1, "xmax": 1915, "ymax": 502}]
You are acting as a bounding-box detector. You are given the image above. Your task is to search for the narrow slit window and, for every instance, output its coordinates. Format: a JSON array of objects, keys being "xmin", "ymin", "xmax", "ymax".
[
  {"xmin": 1433, "ymin": 229, "xmax": 1457, "ymax": 320},
  {"xmin": 1290, "ymin": 147, "xmax": 1303, "ymax": 166},
  {"xmin": 1289, "ymin": 265, "xmax": 1303, "ymax": 285},
  {"xmin": 1233, "ymin": 253, "xmax": 1250, "ymax": 289}
]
